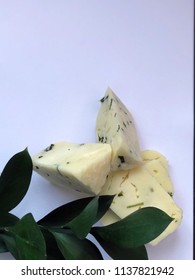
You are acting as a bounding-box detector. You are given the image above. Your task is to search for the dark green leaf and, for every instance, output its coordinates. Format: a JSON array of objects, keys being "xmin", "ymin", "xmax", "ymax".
[
  {"xmin": 3, "ymin": 213, "xmax": 46, "ymax": 259},
  {"xmin": 96, "ymin": 195, "xmax": 115, "ymax": 222},
  {"xmin": 0, "ymin": 213, "xmax": 19, "ymax": 229},
  {"xmin": 66, "ymin": 196, "xmax": 98, "ymax": 238},
  {"xmin": 51, "ymin": 229, "xmax": 103, "ymax": 260},
  {"xmin": 0, "ymin": 213, "xmax": 19, "ymax": 253},
  {"xmin": 0, "ymin": 235, "xmax": 8, "ymax": 253},
  {"xmin": 92, "ymin": 233, "xmax": 148, "ymax": 260},
  {"xmin": 38, "ymin": 195, "xmax": 115, "ymax": 233},
  {"xmin": 91, "ymin": 207, "xmax": 173, "ymax": 248},
  {"xmin": 1, "ymin": 233, "xmax": 19, "ymax": 258},
  {"xmin": 0, "ymin": 149, "xmax": 33, "ymax": 212},
  {"xmin": 40, "ymin": 228, "xmax": 64, "ymax": 260},
  {"xmin": 38, "ymin": 196, "xmax": 96, "ymax": 227}
]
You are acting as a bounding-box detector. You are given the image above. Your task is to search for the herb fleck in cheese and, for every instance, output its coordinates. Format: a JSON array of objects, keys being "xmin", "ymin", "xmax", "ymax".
[{"xmin": 100, "ymin": 163, "xmax": 182, "ymax": 245}]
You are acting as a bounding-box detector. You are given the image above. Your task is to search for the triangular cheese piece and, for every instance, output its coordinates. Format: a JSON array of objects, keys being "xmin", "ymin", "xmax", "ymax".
[
  {"xmin": 96, "ymin": 87, "xmax": 142, "ymax": 170},
  {"xmin": 32, "ymin": 141, "xmax": 112, "ymax": 195},
  {"xmin": 100, "ymin": 165, "xmax": 182, "ymax": 245}
]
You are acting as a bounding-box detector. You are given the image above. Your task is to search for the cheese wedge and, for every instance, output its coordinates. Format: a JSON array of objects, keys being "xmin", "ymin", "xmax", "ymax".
[
  {"xmin": 100, "ymin": 166, "xmax": 182, "ymax": 245},
  {"xmin": 101, "ymin": 150, "xmax": 174, "ymax": 228},
  {"xmin": 96, "ymin": 87, "xmax": 142, "ymax": 170},
  {"xmin": 32, "ymin": 142, "xmax": 112, "ymax": 195}
]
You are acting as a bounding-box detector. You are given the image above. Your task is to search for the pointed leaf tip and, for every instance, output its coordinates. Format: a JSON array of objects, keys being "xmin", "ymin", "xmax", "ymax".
[{"xmin": 0, "ymin": 149, "xmax": 33, "ymax": 212}]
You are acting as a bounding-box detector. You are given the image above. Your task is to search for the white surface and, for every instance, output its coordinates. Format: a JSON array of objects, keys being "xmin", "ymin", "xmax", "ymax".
[{"xmin": 0, "ymin": 0, "xmax": 193, "ymax": 260}]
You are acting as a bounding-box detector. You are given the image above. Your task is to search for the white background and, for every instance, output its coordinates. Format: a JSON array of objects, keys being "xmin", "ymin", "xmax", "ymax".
[{"xmin": 0, "ymin": 0, "xmax": 193, "ymax": 260}]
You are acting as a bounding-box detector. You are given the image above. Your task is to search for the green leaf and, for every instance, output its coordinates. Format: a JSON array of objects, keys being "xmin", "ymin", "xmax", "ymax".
[
  {"xmin": 51, "ymin": 229, "xmax": 103, "ymax": 260},
  {"xmin": 92, "ymin": 233, "xmax": 148, "ymax": 260},
  {"xmin": 0, "ymin": 234, "xmax": 17, "ymax": 256},
  {"xmin": 0, "ymin": 235, "xmax": 8, "ymax": 253},
  {"xmin": 38, "ymin": 196, "xmax": 97, "ymax": 227},
  {"xmin": 66, "ymin": 196, "xmax": 98, "ymax": 238},
  {"xmin": 0, "ymin": 149, "xmax": 33, "ymax": 212},
  {"xmin": 38, "ymin": 195, "xmax": 115, "ymax": 237},
  {"xmin": 0, "ymin": 213, "xmax": 19, "ymax": 229},
  {"xmin": 0, "ymin": 212, "xmax": 19, "ymax": 253},
  {"xmin": 2, "ymin": 213, "xmax": 46, "ymax": 260},
  {"xmin": 40, "ymin": 228, "xmax": 64, "ymax": 260},
  {"xmin": 91, "ymin": 207, "xmax": 173, "ymax": 248},
  {"xmin": 69, "ymin": 195, "xmax": 115, "ymax": 238},
  {"xmin": 96, "ymin": 195, "xmax": 115, "ymax": 222}
]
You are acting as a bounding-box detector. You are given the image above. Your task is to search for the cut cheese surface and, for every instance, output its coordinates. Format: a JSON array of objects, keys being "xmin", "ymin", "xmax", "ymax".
[
  {"xmin": 144, "ymin": 159, "xmax": 173, "ymax": 195},
  {"xmin": 101, "ymin": 150, "xmax": 174, "ymax": 227},
  {"xmin": 101, "ymin": 209, "xmax": 120, "ymax": 225},
  {"xmin": 32, "ymin": 142, "xmax": 112, "ymax": 195},
  {"xmin": 96, "ymin": 87, "xmax": 142, "ymax": 170},
  {"xmin": 141, "ymin": 150, "xmax": 173, "ymax": 195},
  {"xmin": 100, "ymin": 166, "xmax": 182, "ymax": 245}
]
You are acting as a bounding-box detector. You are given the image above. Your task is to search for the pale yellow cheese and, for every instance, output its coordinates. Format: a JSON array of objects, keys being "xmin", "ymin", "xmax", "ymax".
[
  {"xmin": 100, "ymin": 166, "xmax": 182, "ymax": 245},
  {"xmin": 141, "ymin": 150, "xmax": 168, "ymax": 169},
  {"xmin": 141, "ymin": 150, "xmax": 173, "ymax": 195},
  {"xmin": 32, "ymin": 141, "xmax": 112, "ymax": 195},
  {"xmin": 101, "ymin": 150, "xmax": 174, "ymax": 226},
  {"xmin": 96, "ymin": 87, "xmax": 142, "ymax": 170},
  {"xmin": 101, "ymin": 209, "xmax": 120, "ymax": 225},
  {"xmin": 144, "ymin": 160, "xmax": 173, "ymax": 196}
]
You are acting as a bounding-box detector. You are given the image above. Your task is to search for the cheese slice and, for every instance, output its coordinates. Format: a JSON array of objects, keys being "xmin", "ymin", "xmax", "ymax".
[
  {"xmin": 141, "ymin": 150, "xmax": 173, "ymax": 195},
  {"xmin": 100, "ymin": 166, "xmax": 182, "ymax": 245},
  {"xmin": 141, "ymin": 150, "xmax": 168, "ymax": 169},
  {"xmin": 32, "ymin": 141, "xmax": 112, "ymax": 195},
  {"xmin": 96, "ymin": 87, "xmax": 142, "ymax": 170},
  {"xmin": 144, "ymin": 160, "xmax": 173, "ymax": 196}
]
